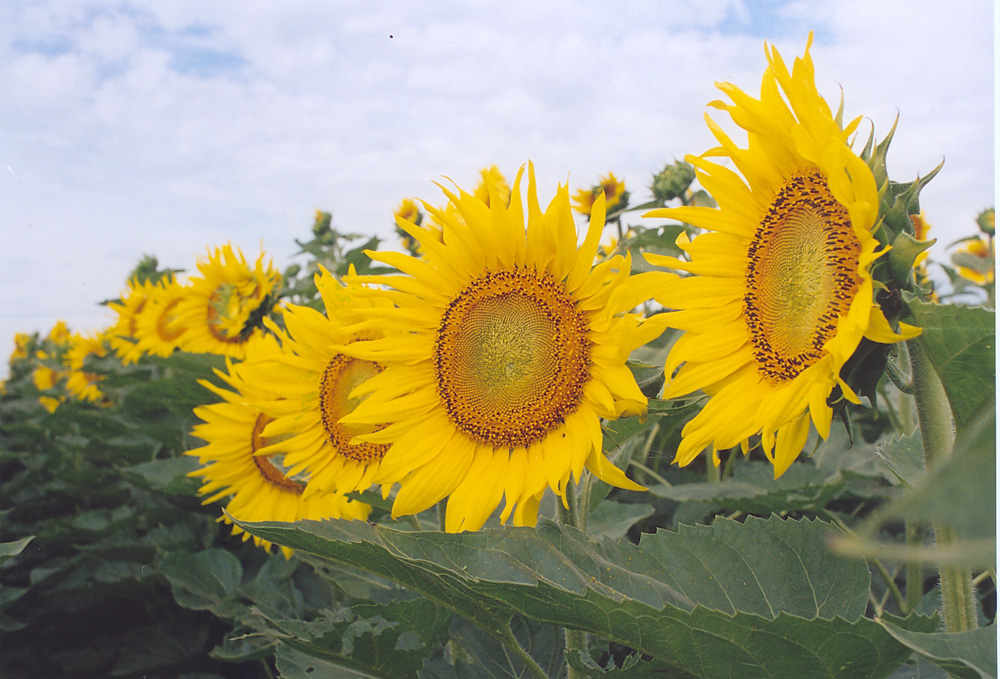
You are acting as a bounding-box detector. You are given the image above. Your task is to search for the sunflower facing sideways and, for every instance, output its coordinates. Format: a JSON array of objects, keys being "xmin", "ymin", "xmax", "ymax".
[
  {"xmin": 187, "ymin": 335, "xmax": 371, "ymax": 558},
  {"xmin": 336, "ymin": 164, "xmax": 662, "ymax": 532},
  {"xmin": 174, "ymin": 244, "xmax": 281, "ymax": 359},
  {"xmin": 642, "ymin": 34, "xmax": 919, "ymax": 477},
  {"xmin": 107, "ymin": 277, "xmax": 161, "ymax": 365},
  {"xmin": 240, "ymin": 267, "xmax": 396, "ymax": 498}
]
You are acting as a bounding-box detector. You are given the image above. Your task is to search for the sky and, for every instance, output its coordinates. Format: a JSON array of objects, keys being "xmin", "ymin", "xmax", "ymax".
[{"xmin": 0, "ymin": 0, "xmax": 994, "ymax": 374}]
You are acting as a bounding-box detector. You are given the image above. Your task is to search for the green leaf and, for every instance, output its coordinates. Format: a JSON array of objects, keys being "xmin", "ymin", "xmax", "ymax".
[
  {"xmin": 586, "ymin": 501, "xmax": 654, "ymax": 539},
  {"xmin": 567, "ymin": 649, "xmax": 698, "ymax": 677},
  {"xmin": 875, "ymin": 432, "xmax": 926, "ymax": 487},
  {"xmin": 884, "ymin": 402, "xmax": 995, "ymax": 542},
  {"xmin": 417, "ymin": 615, "xmax": 565, "ymax": 679},
  {"xmin": 123, "ymin": 455, "xmax": 201, "ymax": 494},
  {"xmin": 238, "ymin": 515, "xmax": 932, "ymax": 678},
  {"xmin": 832, "ymin": 402, "xmax": 996, "ymax": 568},
  {"xmin": 907, "ymin": 302, "xmax": 995, "ymax": 428},
  {"xmin": 648, "ymin": 462, "xmax": 842, "ymax": 514},
  {"xmin": 160, "ymin": 549, "xmax": 244, "ymax": 615},
  {"xmin": 0, "ymin": 536, "xmax": 34, "ymax": 566},
  {"xmin": 878, "ymin": 620, "xmax": 997, "ymax": 679}
]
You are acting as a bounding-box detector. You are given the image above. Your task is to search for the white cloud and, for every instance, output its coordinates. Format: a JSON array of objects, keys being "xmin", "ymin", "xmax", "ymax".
[{"xmin": 0, "ymin": 0, "xmax": 992, "ymax": 374}]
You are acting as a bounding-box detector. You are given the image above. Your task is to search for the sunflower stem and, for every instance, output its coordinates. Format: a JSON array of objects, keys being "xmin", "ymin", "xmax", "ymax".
[
  {"xmin": 436, "ymin": 499, "xmax": 447, "ymax": 532},
  {"xmin": 496, "ymin": 618, "xmax": 549, "ymax": 679},
  {"xmin": 630, "ymin": 460, "xmax": 671, "ymax": 488},
  {"xmin": 558, "ymin": 482, "xmax": 588, "ymax": 679},
  {"xmin": 906, "ymin": 339, "xmax": 978, "ymax": 632},
  {"xmin": 905, "ymin": 522, "xmax": 923, "ymax": 613}
]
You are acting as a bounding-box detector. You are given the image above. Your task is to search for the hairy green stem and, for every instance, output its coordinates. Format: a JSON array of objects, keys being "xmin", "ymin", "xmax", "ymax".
[
  {"xmin": 496, "ymin": 620, "xmax": 549, "ymax": 679},
  {"xmin": 906, "ymin": 339, "xmax": 978, "ymax": 632},
  {"xmin": 630, "ymin": 459, "xmax": 672, "ymax": 488},
  {"xmin": 558, "ymin": 481, "xmax": 588, "ymax": 679},
  {"xmin": 905, "ymin": 522, "xmax": 923, "ymax": 613}
]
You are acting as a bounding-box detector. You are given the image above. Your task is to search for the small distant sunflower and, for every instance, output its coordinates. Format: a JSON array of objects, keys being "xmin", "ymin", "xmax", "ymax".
[
  {"xmin": 188, "ymin": 337, "xmax": 370, "ymax": 558},
  {"xmin": 33, "ymin": 365, "xmax": 61, "ymax": 391},
  {"xmin": 10, "ymin": 332, "xmax": 32, "ymax": 363},
  {"xmin": 642, "ymin": 35, "xmax": 919, "ymax": 476},
  {"xmin": 573, "ymin": 173, "xmax": 628, "ymax": 217},
  {"xmin": 61, "ymin": 332, "xmax": 109, "ymax": 404},
  {"xmin": 134, "ymin": 279, "xmax": 188, "ymax": 358},
  {"xmin": 339, "ymin": 164, "xmax": 659, "ymax": 532},
  {"xmin": 174, "ymin": 244, "xmax": 281, "ymax": 359},
  {"xmin": 395, "ymin": 199, "xmax": 424, "ymax": 253},
  {"xmin": 244, "ymin": 267, "xmax": 394, "ymax": 497},
  {"xmin": 953, "ymin": 237, "xmax": 994, "ymax": 285},
  {"xmin": 47, "ymin": 321, "xmax": 70, "ymax": 345},
  {"xmin": 473, "ymin": 165, "xmax": 512, "ymax": 208},
  {"xmin": 108, "ymin": 277, "xmax": 162, "ymax": 364}
]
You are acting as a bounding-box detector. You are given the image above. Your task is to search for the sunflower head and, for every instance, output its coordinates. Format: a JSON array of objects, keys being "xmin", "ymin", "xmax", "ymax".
[
  {"xmin": 9, "ymin": 332, "xmax": 33, "ymax": 363},
  {"xmin": 338, "ymin": 162, "xmax": 659, "ymax": 532},
  {"xmin": 572, "ymin": 172, "xmax": 629, "ymax": 217},
  {"xmin": 236, "ymin": 267, "xmax": 398, "ymax": 500},
  {"xmin": 133, "ymin": 278, "xmax": 189, "ymax": 359},
  {"xmin": 643, "ymin": 34, "xmax": 920, "ymax": 477},
  {"xmin": 187, "ymin": 337, "xmax": 371, "ymax": 558},
  {"xmin": 173, "ymin": 244, "xmax": 281, "ymax": 359},
  {"xmin": 108, "ymin": 277, "xmax": 164, "ymax": 364}
]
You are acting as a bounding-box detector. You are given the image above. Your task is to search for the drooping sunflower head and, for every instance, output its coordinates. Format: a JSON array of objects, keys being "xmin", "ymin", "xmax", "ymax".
[
  {"xmin": 336, "ymin": 163, "xmax": 659, "ymax": 532},
  {"xmin": 173, "ymin": 244, "xmax": 281, "ymax": 359},
  {"xmin": 187, "ymin": 336, "xmax": 371, "ymax": 558},
  {"xmin": 643, "ymin": 34, "xmax": 919, "ymax": 476}
]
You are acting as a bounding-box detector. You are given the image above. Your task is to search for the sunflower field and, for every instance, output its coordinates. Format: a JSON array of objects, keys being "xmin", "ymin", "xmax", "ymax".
[{"xmin": 1, "ymin": 37, "xmax": 995, "ymax": 679}]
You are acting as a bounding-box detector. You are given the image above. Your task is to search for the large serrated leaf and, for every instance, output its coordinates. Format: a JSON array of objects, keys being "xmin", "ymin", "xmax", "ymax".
[
  {"xmin": 907, "ymin": 302, "xmax": 995, "ymax": 428},
  {"xmin": 879, "ymin": 620, "xmax": 997, "ymax": 679},
  {"xmin": 238, "ymin": 515, "xmax": 933, "ymax": 678}
]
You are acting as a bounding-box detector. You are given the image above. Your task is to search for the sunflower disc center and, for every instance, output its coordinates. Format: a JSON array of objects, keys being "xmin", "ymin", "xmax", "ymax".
[
  {"xmin": 250, "ymin": 413, "xmax": 304, "ymax": 493},
  {"xmin": 156, "ymin": 297, "xmax": 186, "ymax": 342},
  {"xmin": 206, "ymin": 283, "xmax": 262, "ymax": 343},
  {"xmin": 744, "ymin": 167, "xmax": 862, "ymax": 383},
  {"xmin": 318, "ymin": 354, "xmax": 389, "ymax": 464},
  {"xmin": 435, "ymin": 267, "xmax": 591, "ymax": 448}
]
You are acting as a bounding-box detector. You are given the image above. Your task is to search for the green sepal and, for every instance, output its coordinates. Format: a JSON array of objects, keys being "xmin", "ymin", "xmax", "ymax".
[{"xmin": 889, "ymin": 231, "xmax": 936, "ymax": 286}]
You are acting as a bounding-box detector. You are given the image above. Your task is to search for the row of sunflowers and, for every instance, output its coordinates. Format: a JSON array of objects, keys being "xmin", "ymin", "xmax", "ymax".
[{"xmin": 2, "ymin": 35, "xmax": 994, "ymax": 679}]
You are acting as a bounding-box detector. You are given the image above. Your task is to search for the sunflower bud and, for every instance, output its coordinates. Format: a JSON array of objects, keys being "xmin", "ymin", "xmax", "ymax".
[
  {"xmin": 651, "ymin": 160, "xmax": 696, "ymax": 203},
  {"xmin": 312, "ymin": 210, "xmax": 333, "ymax": 238},
  {"xmin": 976, "ymin": 208, "xmax": 994, "ymax": 236}
]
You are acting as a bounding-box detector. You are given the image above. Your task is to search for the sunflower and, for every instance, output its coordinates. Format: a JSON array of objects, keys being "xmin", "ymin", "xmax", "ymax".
[
  {"xmin": 187, "ymin": 336, "xmax": 370, "ymax": 558},
  {"xmin": 337, "ymin": 163, "xmax": 659, "ymax": 532},
  {"xmin": 9, "ymin": 332, "xmax": 32, "ymax": 363},
  {"xmin": 174, "ymin": 244, "xmax": 281, "ymax": 359},
  {"xmin": 62, "ymin": 332, "xmax": 109, "ymax": 404},
  {"xmin": 473, "ymin": 165, "xmax": 512, "ymax": 208},
  {"xmin": 953, "ymin": 237, "xmax": 994, "ymax": 284},
  {"xmin": 134, "ymin": 279, "xmax": 189, "ymax": 358},
  {"xmin": 241, "ymin": 267, "xmax": 395, "ymax": 498},
  {"xmin": 47, "ymin": 320, "xmax": 70, "ymax": 345},
  {"xmin": 108, "ymin": 277, "xmax": 162, "ymax": 364},
  {"xmin": 572, "ymin": 172, "xmax": 628, "ymax": 217},
  {"xmin": 642, "ymin": 34, "xmax": 919, "ymax": 477}
]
